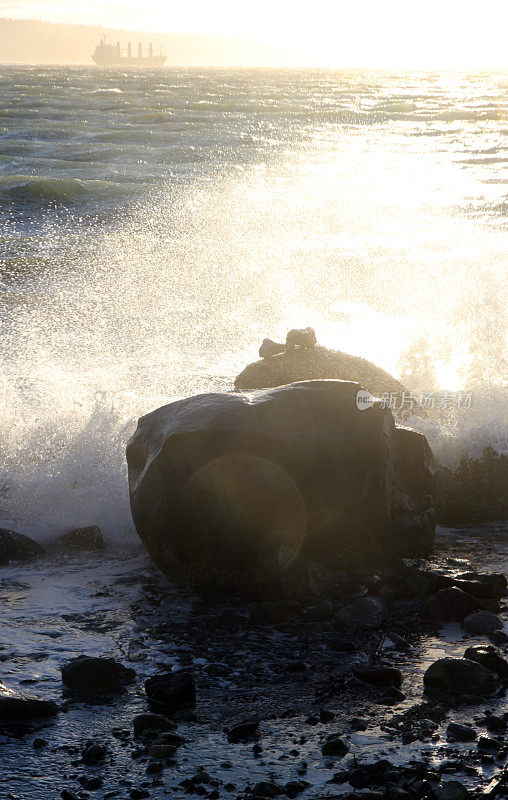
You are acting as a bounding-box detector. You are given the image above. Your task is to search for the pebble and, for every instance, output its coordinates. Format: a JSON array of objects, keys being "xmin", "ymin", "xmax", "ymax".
[
  {"xmin": 227, "ymin": 715, "xmax": 260, "ymax": 743},
  {"xmin": 133, "ymin": 712, "xmax": 175, "ymax": 736},
  {"xmin": 321, "ymin": 733, "xmax": 349, "ymax": 757}
]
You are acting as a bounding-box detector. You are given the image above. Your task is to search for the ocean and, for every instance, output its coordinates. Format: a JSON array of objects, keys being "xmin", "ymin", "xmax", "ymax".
[{"xmin": 0, "ymin": 66, "xmax": 506, "ymax": 540}]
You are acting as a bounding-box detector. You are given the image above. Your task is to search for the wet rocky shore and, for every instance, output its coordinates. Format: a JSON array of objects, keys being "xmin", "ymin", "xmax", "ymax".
[{"xmin": 0, "ymin": 523, "xmax": 507, "ymax": 800}]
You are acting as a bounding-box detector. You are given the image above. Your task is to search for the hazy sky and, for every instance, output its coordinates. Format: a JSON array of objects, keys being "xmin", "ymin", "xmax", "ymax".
[{"xmin": 1, "ymin": 0, "xmax": 507, "ymax": 67}]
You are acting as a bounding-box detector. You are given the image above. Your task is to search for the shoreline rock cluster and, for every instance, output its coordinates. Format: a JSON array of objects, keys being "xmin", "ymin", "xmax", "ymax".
[
  {"xmin": 0, "ymin": 524, "xmax": 105, "ymax": 566},
  {"xmin": 0, "ymin": 551, "xmax": 507, "ymax": 798}
]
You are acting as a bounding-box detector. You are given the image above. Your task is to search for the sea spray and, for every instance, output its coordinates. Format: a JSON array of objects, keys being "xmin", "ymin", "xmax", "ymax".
[{"xmin": 0, "ymin": 68, "xmax": 506, "ymax": 540}]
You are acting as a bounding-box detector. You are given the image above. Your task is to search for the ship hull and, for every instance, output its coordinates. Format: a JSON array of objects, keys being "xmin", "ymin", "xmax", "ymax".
[{"xmin": 92, "ymin": 55, "xmax": 167, "ymax": 67}]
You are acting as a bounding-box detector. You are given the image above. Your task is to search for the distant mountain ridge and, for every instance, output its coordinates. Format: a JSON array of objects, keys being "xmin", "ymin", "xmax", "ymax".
[{"xmin": 0, "ymin": 18, "xmax": 301, "ymax": 66}]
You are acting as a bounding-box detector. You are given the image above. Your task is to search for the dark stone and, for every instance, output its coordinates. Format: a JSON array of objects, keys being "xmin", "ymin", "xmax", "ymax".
[
  {"xmin": 251, "ymin": 781, "xmax": 284, "ymax": 798},
  {"xmin": 478, "ymin": 736, "xmax": 502, "ymax": 753},
  {"xmin": 144, "ymin": 669, "xmax": 196, "ymax": 710},
  {"xmin": 377, "ymin": 686, "xmax": 406, "ymax": 704},
  {"xmin": 0, "ymin": 528, "xmax": 45, "ymax": 565},
  {"xmin": 463, "ymin": 645, "xmax": 508, "ymax": 680},
  {"xmin": 446, "ymin": 722, "xmax": 477, "ymax": 742},
  {"xmin": 146, "ymin": 761, "xmax": 163, "ymax": 774},
  {"xmin": 126, "ymin": 381, "xmax": 436, "ymax": 591},
  {"xmin": 491, "ymin": 629, "xmax": 508, "ymax": 646},
  {"xmin": 484, "ymin": 715, "xmax": 507, "ymax": 735},
  {"xmin": 433, "ymin": 782, "xmax": 469, "ymax": 800},
  {"xmin": 79, "ymin": 777, "xmax": 103, "ymax": 790},
  {"xmin": 388, "ymin": 633, "xmax": 412, "ymax": 652},
  {"xmin": 227, "ymin": 715, "xmax": 260, "ymax": 743},
  {"xmin": 461, "ymin": 610, "xmax": 504, "ymax": 635},
  {"xmin": 335, "ymin": 597, "xmax": 386, "ymax": 629},
  {"xmin": 423, "ymin": 587, "xmax": 482, "ymax": 622},
  {"xmin": 455, "ymin": 572, "xmax": 508, "ymax": 599},
  {"xmin": 352, "ymin": 664, "xmax": 402, "ymax": 689},
  {"xmin": 61, "ymin": 655, "xmax": 136, "ymax": 693},
  {"xmin": 321, "ymin": 733, "xmax": 349, "ymax": 757},
  {"xmin": 284, "ymin": 781, "xmax": 309, "ymax": 798},
  {"xmin": 454, "ymin": 572, "xmax": 507, "ymax": 599},
  {"xmin": 133, "ymin": 712, "xmax": 175, "ymax": 736},
  {"xmin": 33, "ymin": 737, "xmax": 48, "ymax": 748},
  {"xmin": 82, "ymin": 741, "xmax": 107, "ymax": 764},
  {"xmin": 0, "ymin": 682, "xmax": 58, "ymax": 722},
  {"xmin": 423, "ymin": 657, "xmax": 501, "ymax": 697},
  {"xmin": 148, "ymin": 743, "xmax": 177, "ymax": 759},
  {"xmin": 151, "ymin": 731, "xmax": 185, "ymax": 747},
  {"xmin": 346, "ymin": 759, "xmax": 392, "ymax": 789},
  {"xmin": 52, "ymin": 525, "xmax": 105, "ymax": 551},
  {"xmin": 130, "ymin": 790, "xmax": 150, "ymax": 800},
  {"xmin": 61, "ymin": 792, "xmax": 80, "ymax": 800}
]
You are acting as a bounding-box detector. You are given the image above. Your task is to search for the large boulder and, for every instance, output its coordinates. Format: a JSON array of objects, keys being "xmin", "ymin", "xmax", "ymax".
[
  {"xmin": 234, "ymin": 344, "xmax": 408, "ymax": 405},
  {"xmin": 127, "ymin": 381, "xmax": 436, "ymax": 588}
]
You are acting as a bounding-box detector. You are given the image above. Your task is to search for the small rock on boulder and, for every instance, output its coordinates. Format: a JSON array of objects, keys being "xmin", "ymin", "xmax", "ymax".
[
  {"xmin": 259, "ymin": 338, "xmax": 285, "ymax": 359},
  {"xmin": 0, "ymin": 682, "xmax": 58, "ymax": 722},
  {"xmin": 144, "ymin": 669, "xmax": 196, "ymax": 711},
  {"xmin": 0, "ymin": 528, "xmax": 45, "ymax": 566},
  {"xmin": 61, "ymin": 656, "xmax": 135, "ymax": 693},
  {"xmin": 234, "ymin": 343, "xmax": 409, "ymax": 404},
  {"xmin": 285, "ymin": 327, "xmax": 317, "ymax": 351},
  {"xmin": 461, "ymin": 610, "xmax": 505, "ymax": 636},
  {"xmin": 423, "ymin": 657, "xmax": 501, "ymax": 697}
]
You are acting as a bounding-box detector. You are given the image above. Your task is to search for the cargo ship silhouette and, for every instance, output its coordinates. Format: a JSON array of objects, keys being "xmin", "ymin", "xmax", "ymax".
[{"xmin": 92, "ymin": 38, "xmax": 167, "ymax": 66}]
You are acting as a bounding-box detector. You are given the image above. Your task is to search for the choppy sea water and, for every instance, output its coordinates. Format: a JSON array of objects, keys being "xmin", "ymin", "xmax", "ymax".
[{"xmin": 0, "ymin": 67, "xmax": 506, "ymax": 539}]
